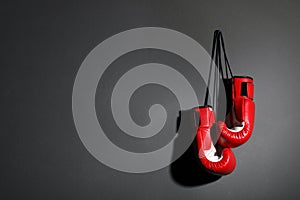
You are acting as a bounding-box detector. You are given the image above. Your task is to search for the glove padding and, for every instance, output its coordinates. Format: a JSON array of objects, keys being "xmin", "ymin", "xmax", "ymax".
[
  {"xmin": 218, "ymin": 76, "xmax": 255, "ymax": 148},
  {"xmin": 195, "ymin": 106, "xmax": 236, "ymax": 175}
]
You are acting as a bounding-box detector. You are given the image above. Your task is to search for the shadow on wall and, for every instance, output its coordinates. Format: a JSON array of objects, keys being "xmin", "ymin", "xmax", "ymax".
[{"xmin": 170, "ymin": 109, "xmax": 221, "ymax": 186}]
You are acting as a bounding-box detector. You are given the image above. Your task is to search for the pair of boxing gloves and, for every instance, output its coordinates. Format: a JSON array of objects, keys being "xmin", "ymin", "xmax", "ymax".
[{"xmin": 195, "ymin": 76, "xmax": 255, "ymax": 175}]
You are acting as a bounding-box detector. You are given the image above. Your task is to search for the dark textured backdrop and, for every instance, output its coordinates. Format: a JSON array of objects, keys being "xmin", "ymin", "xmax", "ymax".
[{"xmin": 2, "ymin": 0, "xmax": 300, "ymax": 199}]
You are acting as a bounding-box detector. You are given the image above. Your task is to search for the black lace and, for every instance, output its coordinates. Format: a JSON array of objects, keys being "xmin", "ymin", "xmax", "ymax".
[{"xmin": 204, "ymin": 30, "xmax": 233, "ymax": 109}]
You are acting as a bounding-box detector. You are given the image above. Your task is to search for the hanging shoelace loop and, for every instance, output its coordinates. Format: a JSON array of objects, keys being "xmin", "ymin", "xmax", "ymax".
[{"xmin": 204, "ymin": 30, "xmax": 233, "ymax": 114}]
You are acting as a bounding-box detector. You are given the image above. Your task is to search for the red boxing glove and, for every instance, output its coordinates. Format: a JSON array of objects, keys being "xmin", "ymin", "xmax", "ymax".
[
  {"xmin": 218, "ymin": 76, "xmax": 255, "ymax": 148},
  {"xmin": 195, "ymin": 106, "xmax": 236, "ymax": 175}
]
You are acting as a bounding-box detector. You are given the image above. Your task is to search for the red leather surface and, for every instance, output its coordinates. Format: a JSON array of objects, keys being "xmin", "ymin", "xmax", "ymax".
[
  {"xmin": 200, "ymin": 148, "xmax": 236, "ymax": 175},
  {"xmin": 232, "ymin": 77, "xmax": 254, "ymax": 100},
  {"xmin": 219, "ymin": 77, "xmax": 255, "ymax": 148},
  {"xmin": 195, "ymin": 107, "xmax": 236, "ymax": 175}
]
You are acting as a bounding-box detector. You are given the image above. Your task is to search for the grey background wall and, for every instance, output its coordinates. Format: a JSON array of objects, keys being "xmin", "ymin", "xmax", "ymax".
[{"xmin": 2, "ymin": 0, "xmax": 300, "ymax": 199}]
